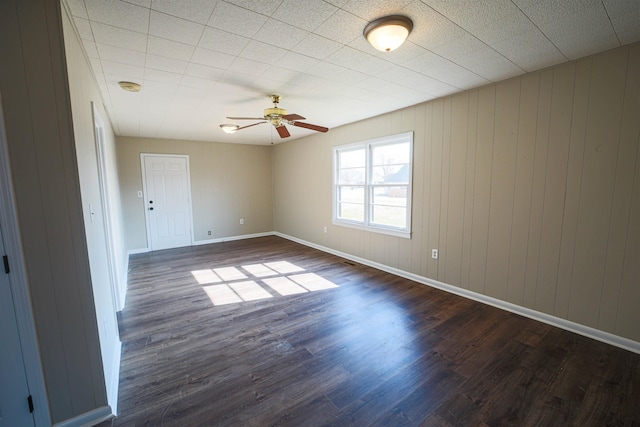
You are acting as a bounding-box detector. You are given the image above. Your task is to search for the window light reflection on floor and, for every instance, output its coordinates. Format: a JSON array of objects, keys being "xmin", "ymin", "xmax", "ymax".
[
  {"xmin": 203, "ymin": 284, "xmax": 242, "ymax": 305},
  {"xmin": 289, "ymin": 273, "xmax": 339, "ymax": 291},
  {"xmin": 214, "ymin": 266, "xmax": 248, "ymax": 281},
  {"xmin": 191, "ymin": 269, "xmax": 223, "ymax": 285},
  {"xmin": 264, "ymin": 261, "xmax": 305, "ymax": 274},
  {"xmin": 196, "ymin": 261, "xmax": 339, "ymax": 306},
  {"xmin": 241, "ymin": 263, "xmax": 279, "ymax": 278},
  {"xmin": 263, "ymin": 276, "xmax": 308, "ymax": 296},
  {"xmin": 229, "ymin": 281, "xmax": 273, "ymax": 301}
]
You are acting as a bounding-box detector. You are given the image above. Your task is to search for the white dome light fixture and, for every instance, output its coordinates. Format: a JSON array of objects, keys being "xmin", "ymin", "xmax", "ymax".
[
  {"xmin": 364, "ymin": 15, "xmax": 413, "ymax": 52},
  {"xmin": 118, "ymin": 81, "xmax": 142, "ymax": 92}
]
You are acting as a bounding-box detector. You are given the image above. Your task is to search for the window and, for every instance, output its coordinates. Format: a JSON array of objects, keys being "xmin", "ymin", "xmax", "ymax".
[{"xmin": 333, "ymin": 132, "xmax": 413, "ymax": 238}]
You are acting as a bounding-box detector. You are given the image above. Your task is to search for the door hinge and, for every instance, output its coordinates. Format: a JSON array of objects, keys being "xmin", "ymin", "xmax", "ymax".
[
  {"xmin": 28, "ymin": 395, "xmax": 34, "ymax": 413},
  {"xmin": 3, "ymin": 255, "xmax": 9, "ymax": 274}
]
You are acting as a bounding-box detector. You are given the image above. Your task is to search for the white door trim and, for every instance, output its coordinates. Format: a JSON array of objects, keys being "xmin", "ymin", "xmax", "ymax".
[
  {"xmin": 0, "ymin": 93, "xmax": 50, "ymax": 424},
  {"xmin": 91, "ymin": 103, "xmax": 121, "ymax": 416},
  {"xmin": 91, "ymin": 103, "xmax": 122, "ymax": 311},
  {"xmin": 140, "ymin": 153, "xmax": 194, "ymax": 251}
]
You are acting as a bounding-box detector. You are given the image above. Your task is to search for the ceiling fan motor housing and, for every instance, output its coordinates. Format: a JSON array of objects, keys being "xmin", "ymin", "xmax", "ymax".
[
  {"xmin": 264, "ymin": 107, "xmax": 288, "ymax": 118},
  {"xmin": 264, "ymin": 106, "xmax": 288, "ymax": 126}
]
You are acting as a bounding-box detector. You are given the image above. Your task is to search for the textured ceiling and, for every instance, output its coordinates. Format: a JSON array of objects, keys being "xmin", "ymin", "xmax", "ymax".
[{"xmin": 64, "ymin": 0, "xmax": 640, "ymax": 145}]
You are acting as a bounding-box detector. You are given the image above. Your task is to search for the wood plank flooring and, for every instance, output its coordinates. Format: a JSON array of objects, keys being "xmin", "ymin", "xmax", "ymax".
[{"xmin": 102, "ymin": 236, "xmax": 640, "ymax": 426}]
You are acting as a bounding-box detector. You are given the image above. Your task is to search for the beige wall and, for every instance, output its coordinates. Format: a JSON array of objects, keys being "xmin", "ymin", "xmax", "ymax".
[
  {"xmin": 273, "ymin": 43, "xmax": 640, "ymax": 343},
  {"xmin": 0, "ymin": 0, "xmax": 106, "ymax": 423},
  {"xmin": 117, "ymin": 137, "xmax": 274, "ymax": 250}
]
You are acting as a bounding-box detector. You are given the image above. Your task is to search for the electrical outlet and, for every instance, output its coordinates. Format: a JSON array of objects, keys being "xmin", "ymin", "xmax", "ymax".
[
  {"xmin": 208, "ymin": 230, "xmax": 211, "ymax": 235},
  {"xmin": 240, "ymin": 218, "xmax": 244, "ymax": 225},
  {"xmin": 323, "ymin": 226, "xmax": 328, "ymax": 233},
  {"xmin": 432, "ymin": 249, "xmax": 439, "ymax": 260}
]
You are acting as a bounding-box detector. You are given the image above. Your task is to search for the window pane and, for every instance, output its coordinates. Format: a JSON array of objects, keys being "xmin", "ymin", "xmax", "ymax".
[
  {"xmin": 372, "ymin": 186, "xmax": 407, "ymax": 206},
  {"xmin": 371, "ymin": 164, "xmax": 408, "ymax": 184},
  {"xmin": 338, "ymin": 167, "xmax": 365, "ymax": 185},
  {"xmin": 338, "ymin": 186, "xmax": 364, "ymax": 203},
  {"xmin": 371, "ymin": 205, "xmax": 406, "ymax": 228},
  {"xmin": 372, "ymin": 142, "xmax": 410, "ymax": 166},
  {"xmin": 338, "ymin": 202, "xmax": 364, "ymax": 222},
  {"xmin": 339, "ymin": 148, "xmax": 365, "ymax": 168}
]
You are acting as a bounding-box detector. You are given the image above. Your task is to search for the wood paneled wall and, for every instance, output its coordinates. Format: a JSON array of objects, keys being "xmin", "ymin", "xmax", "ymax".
[
  {"xmin": 0, "ymin": 0, "xmax": 106, "ymax": 423},
  {"xmin": 274, "ymin": 43, "xmax": 640, "ymax": 342}
]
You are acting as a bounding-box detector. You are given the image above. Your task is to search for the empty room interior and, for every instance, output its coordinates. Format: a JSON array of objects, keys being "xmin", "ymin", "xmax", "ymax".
[{"xmin": 1, "ymin": 0, "xmax": 640, "ymax": 425}]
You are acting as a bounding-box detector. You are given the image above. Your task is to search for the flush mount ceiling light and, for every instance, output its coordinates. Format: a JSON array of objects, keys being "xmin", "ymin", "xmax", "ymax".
[
  {"xmin": 118, "ymin": 81, "xmax": 141, "ymax": 92},
  {"xmin": 363, "ymin": 15, "xmax": 413, "ymax": 52},
  {"xmin": 219, "ymin": 124, "xmax": 239, "ymax": 133}
]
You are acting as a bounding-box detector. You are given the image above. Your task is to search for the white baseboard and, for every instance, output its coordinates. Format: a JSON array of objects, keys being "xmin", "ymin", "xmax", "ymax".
[
  {"xmin": 193, "ymin": 231, "xmax": 275, "ymax": 246},
  {"xmin": 127, "ymin": 232, "xmax": 275, "ymax": 254},
  {"xmin": 107, "ymin": 339, "xmax": 122, "ymax": 416},
  {"xmin": 127, "ymin": 248, "xmax": 149, "ymax": 255},
  {"xmin": 53, "ymin": 405, "xmax": 113, "ymax": 427},
  {"xmin": 275, "ymin": 232, "xmax": 640, "ymax": 355}
]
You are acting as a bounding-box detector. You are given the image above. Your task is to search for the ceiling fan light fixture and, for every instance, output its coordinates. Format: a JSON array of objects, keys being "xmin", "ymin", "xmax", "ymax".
[
  {"xmin": 364, "ymin": 15, "xmax": 413, "ymax": 52},
  {"xmin": 220, "ymin": 124, "xmax": 239, "ymax": 133}
]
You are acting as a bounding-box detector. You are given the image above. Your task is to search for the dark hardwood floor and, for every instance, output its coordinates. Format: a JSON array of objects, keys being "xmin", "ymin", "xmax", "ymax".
[{"xmin": 101, "ymin": 236, "xmax": 640, "ymax": 426}]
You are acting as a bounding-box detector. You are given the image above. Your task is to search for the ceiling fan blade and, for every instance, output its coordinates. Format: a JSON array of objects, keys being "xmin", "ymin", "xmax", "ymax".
[
  {"xmin": 276, "ymin": 125, "xmax": 290, "ymax": 138},
  {"xmin": 236, "ymin": 122, "xmax": 266, "ymax": 130},
  {"xmin": 292, "ymin": 121, "xmax": 329, "ymax": 133},
  {"xmin": 226, "ymin": 116, "xmax": 265, "ymax": 120},
  {"xmin": 282, "ymin": 113, "xmax": 305, "ymax": 121}
]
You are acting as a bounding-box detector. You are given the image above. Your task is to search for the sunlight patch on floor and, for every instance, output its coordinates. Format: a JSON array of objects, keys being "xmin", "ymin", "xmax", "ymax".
[
  {"xmin": 203, "ymin": 284, "xmax": 242, "ymax": 305},
  {"xmin": 191, "ymin": 269, "xmax": 223, "ymax": 285},
  {"xmin": 264, "ymin": 261, "xmax": 305, "ymax": 274},
  {"xmin": 229, "ymin": 280, "xmax": 273, "ymax": 301},
  {"xmin": 242, "ymin": 263, "xmax": 279, "ymax": 278},
  {"xmin": 263, "ymin": 276, "xmax": 309, "ymax": 296},
  {"xmin": 290, "ymin": 273, "xmax": 339, "ymax": 291},
  {"xmin": 197, "ymin": 261, "xmax": 339, "ymax": 306},
  {"xmin": 214, "ymin": 266, "xmax": 248, "ymax": 281}
]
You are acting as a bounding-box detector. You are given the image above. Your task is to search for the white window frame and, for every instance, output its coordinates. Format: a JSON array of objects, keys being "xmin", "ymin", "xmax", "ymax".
[{"xmin": 332, "ymin": 131, "xmax": 413, "ymax": 239}]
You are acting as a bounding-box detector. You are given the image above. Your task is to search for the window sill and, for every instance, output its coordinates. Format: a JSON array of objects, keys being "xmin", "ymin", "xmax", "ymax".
[{"xmin": 332, "ymin": 220, "xmax": 411, "ymax": 239}]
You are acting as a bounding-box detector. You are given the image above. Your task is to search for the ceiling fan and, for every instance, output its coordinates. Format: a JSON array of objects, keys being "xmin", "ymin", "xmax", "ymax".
[{"xmin": 220, "ymin": 95, "xmax": 329, "ymax": 138}]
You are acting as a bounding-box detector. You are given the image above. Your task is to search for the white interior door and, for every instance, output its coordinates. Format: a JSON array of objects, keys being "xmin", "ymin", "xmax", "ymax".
[
  {"xmin": 142, "ymin": 154, "xmax": 193, "ymax": 251},
  {"xmin": 0, "ymin": 225, "xmax": 34, "ymax": 426}
]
